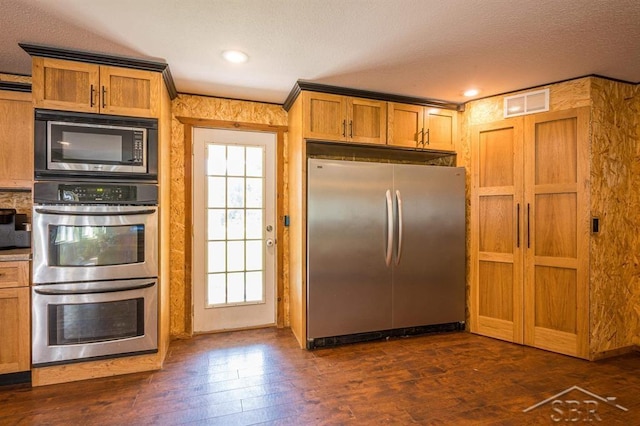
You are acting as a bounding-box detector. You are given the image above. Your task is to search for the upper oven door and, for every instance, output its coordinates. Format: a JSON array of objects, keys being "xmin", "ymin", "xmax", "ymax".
[{"xmin": 32, "ymin": 205, "xmax": 158, "ymax": 284}]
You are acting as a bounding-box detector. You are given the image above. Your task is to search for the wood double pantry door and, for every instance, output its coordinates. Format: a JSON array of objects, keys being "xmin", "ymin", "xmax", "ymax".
[{"xmin": 470, "ymin": 107, "xmax": 590, "ymax": 359}]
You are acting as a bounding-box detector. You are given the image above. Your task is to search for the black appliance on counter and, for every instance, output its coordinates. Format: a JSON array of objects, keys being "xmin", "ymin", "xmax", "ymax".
[{"xmin": 0, "ymin": 209, "xmax": 31, "ymax": 249}]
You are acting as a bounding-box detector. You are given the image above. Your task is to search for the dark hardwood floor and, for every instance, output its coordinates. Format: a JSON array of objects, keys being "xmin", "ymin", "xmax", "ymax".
[{"xmin": 2, "ymin": 329, "xmax": 640, "ymax": 425}]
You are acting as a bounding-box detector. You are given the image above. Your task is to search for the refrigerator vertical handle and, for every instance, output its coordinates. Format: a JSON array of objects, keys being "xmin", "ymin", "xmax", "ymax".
[
  {"xmin": 395, "ymin": 190, "xmax": 404, "ymax": 265},
  {"xmin": 385, "ymin": 190, "xmax": 393, "ymax": 267}
]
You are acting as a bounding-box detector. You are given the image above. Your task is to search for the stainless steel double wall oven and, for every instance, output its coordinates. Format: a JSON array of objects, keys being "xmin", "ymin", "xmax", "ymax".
[{"xmin": 32, "ymin": 111, "xmax": 160, "ymax": 367}]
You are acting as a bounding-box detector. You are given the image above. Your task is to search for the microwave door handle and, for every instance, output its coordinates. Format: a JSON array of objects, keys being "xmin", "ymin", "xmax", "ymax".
[
  {"xmin": 35, "ymin": 208, "xmax": 156, "ymax": 216},
  {"xmin": 34, "ymin": 281, "xmax": 156, "ymax": 295}
]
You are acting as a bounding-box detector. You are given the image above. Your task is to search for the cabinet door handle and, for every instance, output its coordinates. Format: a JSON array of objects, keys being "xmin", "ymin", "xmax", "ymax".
[
  {"xmin": 349, "ymin": 120, "xmax": 353, "ymax": 138},
  {"xmin": 527, "ymin": 203, "xmax": 531, "ymax": 249},
  {"xmin": 341, "ymin": 120, "xmax": 346, "ymax": 137},
  {"xmin": 101, "ymin": 86, "xmax": 107, "ymax": 109},
  {"xmin": 417, "ymin": 128, "xmax": 424, "ymax": 147},
  {"xmin": 90, "ymin": 84, "xmax": 96, "ymax": 107},
  {"xmin": 424, "ymin": 128, "xmax": 430, "ymax": 145},
  {"xmin": 516, "ymin": 203, "xmax": 520, "ymax": 248}
]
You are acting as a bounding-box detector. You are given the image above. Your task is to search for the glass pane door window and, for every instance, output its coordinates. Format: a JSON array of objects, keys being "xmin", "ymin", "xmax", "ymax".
[{"xmin": 206, "ymin": 144, "xmax": 266, "ymax": 307}]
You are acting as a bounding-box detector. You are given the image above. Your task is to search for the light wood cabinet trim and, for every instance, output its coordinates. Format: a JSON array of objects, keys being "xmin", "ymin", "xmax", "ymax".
[
  {"xmin": 0, "ymin": 286, "xmax": 30, "ymax": 374},
  {"xmin": 476, "ymin": 316, "xmax": 517, "ymax": 342},
  {"xmin": 32, "ymin": 353, "xmax": 161, "ymax": 386},
  {"xmin": 0, "ymin": 261, "xmax": 30, "ymax": 289},
  {"xmin": 287, "ymin": 96, "xmax": 307, "ymax": 348}
]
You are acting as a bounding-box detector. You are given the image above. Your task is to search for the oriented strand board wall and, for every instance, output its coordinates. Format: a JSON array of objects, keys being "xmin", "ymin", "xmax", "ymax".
[
  {"xmin": 589, "ymin": 78, "xmax": 640, "ymax": 354},
  {"xmin": 170, "ymin": 94, "xmax": 288, "ymax": 337}
]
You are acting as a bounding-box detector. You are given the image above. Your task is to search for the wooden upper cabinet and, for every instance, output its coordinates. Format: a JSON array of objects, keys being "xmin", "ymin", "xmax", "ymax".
[
  {"xmin": 388, "ymin": 103, "xmax": 457, "ymax": 151},
  {"xmin": 32, "ymin": 57, "xmax": 160, "ymax": 118},
  {"xmin": 425, "ymin": 108, "xmax": 457, "ymax": 151},
  {"xmin": 0, "ymin": 90, "xmax": 34, "ymax": 189},
  {"xmin": 100, "ymin": 66, "xmax": 160, "ymax": 117},
  {"xmin": 302, "ymin": 92, "xmax": 386, "ymax": 144},
  {"xmin": 387, "ymin": 103, "xmax": 424, "ymax": 148},
  {"xmin": 347, "ymin": 97, "xmax": 387, "ymax": 145}
]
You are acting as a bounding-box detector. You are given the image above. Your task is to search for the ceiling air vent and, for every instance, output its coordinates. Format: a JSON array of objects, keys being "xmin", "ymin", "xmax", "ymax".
[{"xmin": 504, "ymin": 88, "xmax": 549, "ymax": 118}]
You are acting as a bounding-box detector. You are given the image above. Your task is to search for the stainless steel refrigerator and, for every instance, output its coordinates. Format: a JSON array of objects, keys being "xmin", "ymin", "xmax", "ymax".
[{"xmin": 307, "ymin": 158, "xmax": 465, "ymax": 345}]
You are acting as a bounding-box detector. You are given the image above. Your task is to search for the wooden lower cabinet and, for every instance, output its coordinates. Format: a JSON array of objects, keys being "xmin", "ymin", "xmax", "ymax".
[
  {"xmin": 0, "ymin": 261, "xmax": 30, "ymax": 374},
  {"xmin": 470, "ymin": 107, "xmax": 590, "ymax": 359}
]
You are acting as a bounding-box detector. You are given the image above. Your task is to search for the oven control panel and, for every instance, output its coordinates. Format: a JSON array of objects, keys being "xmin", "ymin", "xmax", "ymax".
[
  {"xmin": 60, "ymin": 184, "xmax": 134, "ymax": 202},
  {"xmin": 34, "ymin": 182, "xmax": 158, "ymax": 205}
]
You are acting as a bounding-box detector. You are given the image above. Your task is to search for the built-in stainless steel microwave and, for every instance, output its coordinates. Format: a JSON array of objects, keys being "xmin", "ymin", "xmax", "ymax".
[{"xmin": 35, "ymin": 110, "xmax": 158, "ymax": 182}]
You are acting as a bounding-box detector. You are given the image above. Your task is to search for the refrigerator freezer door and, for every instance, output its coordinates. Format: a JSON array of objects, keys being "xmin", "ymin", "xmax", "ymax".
[
  {"xmin": 392, "ymin": 165, "xmax": 466, "ymax": 328},
  {"xmin": 307, "ymin": 159, "xmax": 393, "ymax": 339}
]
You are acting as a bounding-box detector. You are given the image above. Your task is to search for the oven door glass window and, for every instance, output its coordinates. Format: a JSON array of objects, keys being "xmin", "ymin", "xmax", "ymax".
[
  {"xmin": 48, "ymin": 224, "xmax": 145, "ymax": 267},
  {"xmin": 48, "ymin": 299, "xmax": 144, "ymax": 345}
]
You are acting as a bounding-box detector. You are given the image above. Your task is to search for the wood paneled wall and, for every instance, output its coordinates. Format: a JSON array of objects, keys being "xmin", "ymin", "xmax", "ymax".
[{"xmin": 169, "ymin": 94, "xmax": 288, "ymax": 338}]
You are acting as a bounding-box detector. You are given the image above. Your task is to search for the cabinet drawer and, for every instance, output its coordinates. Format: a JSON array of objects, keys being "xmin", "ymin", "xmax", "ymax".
[{"xmin": 0, "ymin": 261, "xmax": 30, "ymax": 288}]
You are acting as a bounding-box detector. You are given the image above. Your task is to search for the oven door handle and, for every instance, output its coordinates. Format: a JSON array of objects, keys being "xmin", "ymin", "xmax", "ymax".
[
  {"xmin": 34, "ymin": 281, "xmax": 156, "ymax": 295},
  {"xmin": 35, "ymin": 208, "xmax": 157, "ymax": 216}
]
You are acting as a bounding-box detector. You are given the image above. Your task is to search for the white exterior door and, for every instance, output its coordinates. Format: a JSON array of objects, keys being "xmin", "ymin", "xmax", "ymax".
[{"xmin": 192, "ymin": 127, "xmax": 276, "ymax": 332}]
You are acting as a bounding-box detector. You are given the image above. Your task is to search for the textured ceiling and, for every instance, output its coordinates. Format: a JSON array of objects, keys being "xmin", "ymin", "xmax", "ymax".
[{"xmin": 1, "ymin": 0, "xmax": 639, "ymax": 104}]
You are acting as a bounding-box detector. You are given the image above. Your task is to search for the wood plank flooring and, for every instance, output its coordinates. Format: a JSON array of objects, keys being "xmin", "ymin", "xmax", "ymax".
[{"xmin": 1, "ymin": 328, "xmax": 640, "ymax": 425}]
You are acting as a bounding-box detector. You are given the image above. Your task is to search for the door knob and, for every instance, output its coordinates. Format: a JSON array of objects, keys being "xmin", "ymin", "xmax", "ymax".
[{"xmin": 266, "ymin": 238, "xmax": 275, "ymax": 247}]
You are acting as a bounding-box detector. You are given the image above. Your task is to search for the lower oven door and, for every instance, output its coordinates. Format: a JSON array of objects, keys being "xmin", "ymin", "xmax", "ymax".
[
  {"xmin": 32, "ymin": 205, "xmax": 158, "ymax": 284},
  {"xmin": 32, "ymin": 278, "xmax": 158, "ymax": 366}
]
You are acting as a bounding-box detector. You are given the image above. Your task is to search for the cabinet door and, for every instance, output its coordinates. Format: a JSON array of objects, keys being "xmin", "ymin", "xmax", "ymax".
[
  {"xmin": 100, "ymin": 66, "xmax": 160, "ymax": 118},
  {"xmin": 387, "ymin": 103, "xmax": 424, "ymax": 148},
  {"xmin": 347, "ymin": 98, "xmax": 387, "ymax": 145},
  {"xmin": 302, "ymin": 92, "xmax": 347, "ymax": 141},
  {"xmin": 0, "ymin": 91, "xmax": 33, "ymax": 188},
  {"xmin": 523, "ymin": 107, "xmax": 590, "ymax": 359},
  {"xmin": 470, "ymin": 119, "xmax": 524, "ymax": 344},
  {"xmin": 32, "ymin": 57, "xmax": 100, "ymax": 113},
  {"xmin": 0, "ymin": 287, "xmax": 30, "ymax": 374},
  {"xmin": 425, "ymin": 108, "xmax": 457, "ymax": 151}
]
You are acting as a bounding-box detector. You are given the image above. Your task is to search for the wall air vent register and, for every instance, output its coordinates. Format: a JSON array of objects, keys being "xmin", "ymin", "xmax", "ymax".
[{"xmin": 503, "ymin": 88, "xmax": 550, "ymax": 118}]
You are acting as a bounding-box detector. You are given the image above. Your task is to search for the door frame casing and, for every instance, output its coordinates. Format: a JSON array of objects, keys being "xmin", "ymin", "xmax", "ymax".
[{"xmin": 177, "ymin": 117, "xmax": 287, "ymax": 336}]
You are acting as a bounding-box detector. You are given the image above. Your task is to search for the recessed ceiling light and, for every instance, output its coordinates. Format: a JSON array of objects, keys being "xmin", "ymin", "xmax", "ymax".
[
  {"xmin": 222, "ymin": 50, "xmax": 248, "ymax": 64},
  {"xmin": 463, "ymin": 89, "xmax": 480, "ymax": 97}
]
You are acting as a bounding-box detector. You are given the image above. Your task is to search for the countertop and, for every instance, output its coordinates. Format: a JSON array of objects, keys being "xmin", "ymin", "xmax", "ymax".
[{"xmin": 0, "ymin": 248, "xmax": 31, "ymax": 261}]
